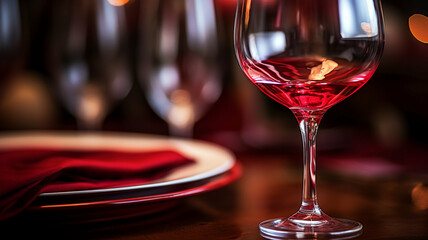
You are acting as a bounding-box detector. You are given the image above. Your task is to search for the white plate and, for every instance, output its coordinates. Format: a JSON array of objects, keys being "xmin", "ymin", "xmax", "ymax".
[{"xmin": 0, "ymin": 131, "xmax": 236, "ymax": 199}]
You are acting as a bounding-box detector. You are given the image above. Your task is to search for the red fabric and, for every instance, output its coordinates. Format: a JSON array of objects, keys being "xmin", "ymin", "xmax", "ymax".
[{"xmin": 0, "ymin": 148, "xmax": 194, "ymax": 221}]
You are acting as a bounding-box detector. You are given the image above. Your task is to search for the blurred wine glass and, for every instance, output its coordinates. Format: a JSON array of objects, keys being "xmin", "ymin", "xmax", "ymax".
[
  {"xmin": 0, "ymin": 0, "xmax": 24, "ymax": 96},
  {"xmin": 138, "ymin": 0, "xmax": 222, "ymax": 138},
  {"xmin": 46, "ymin": 0, "xmax": 132, "ymax": 130}
]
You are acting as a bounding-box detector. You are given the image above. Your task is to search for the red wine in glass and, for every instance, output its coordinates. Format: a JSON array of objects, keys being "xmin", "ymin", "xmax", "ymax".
[{"xmin": 245, "ymin": 56, "xmax": 379, "ymax": 112}]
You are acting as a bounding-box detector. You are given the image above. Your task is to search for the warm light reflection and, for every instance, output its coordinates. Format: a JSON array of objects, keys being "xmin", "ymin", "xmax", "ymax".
[
  {"xmin": 309, "ymin": 59, "xmax": 338, "ymax": 80},
  {"xmin": 412, "ymin": 183, "xmax": 428, "ymax": 210},
  {"xmin": 245, "ymin": 0, "xmax": 251, "ymax": 27},
  {"xmin": 106, "ymin": 0, "xmax": 129, "ymax": 7},
  {"xmin": 409, "ymin": 14, "xmax": 428, "ymax": 43},
  {"xmin": 360, "ymin": 22, "xmax": 372, "ymax": 35}
]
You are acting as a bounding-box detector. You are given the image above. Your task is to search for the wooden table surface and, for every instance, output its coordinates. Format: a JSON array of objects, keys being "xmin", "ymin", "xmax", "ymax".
[{"xmin": 2, "ymin": 150, "xmax": 428, "ymax": 239}]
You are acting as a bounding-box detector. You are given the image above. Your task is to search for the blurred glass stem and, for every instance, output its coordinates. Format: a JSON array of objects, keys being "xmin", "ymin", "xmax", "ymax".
[
  {"xmin": 167, "ymin": 89, "xmax": 195, "ymax": 138},
  {"xmin": 76, "ymin": 84, "xmax": 107, "ymax": 130}
]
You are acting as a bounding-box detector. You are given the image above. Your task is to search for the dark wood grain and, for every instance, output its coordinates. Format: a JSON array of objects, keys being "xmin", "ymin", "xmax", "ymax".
[{"xmin": 1, "ymin": 151, "xmax": 427, "ymax": 239}]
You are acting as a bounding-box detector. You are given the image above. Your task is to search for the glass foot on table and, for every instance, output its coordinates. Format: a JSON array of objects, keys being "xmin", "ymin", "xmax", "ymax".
[{"xmin": 259, "ymin": 213, "xmax": 362, "ymax": 239}]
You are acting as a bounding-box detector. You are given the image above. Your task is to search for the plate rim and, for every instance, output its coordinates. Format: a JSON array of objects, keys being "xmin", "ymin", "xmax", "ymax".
[{"xmin": 30, "ymin": 162, "xmax": 242, "ymax": 210}]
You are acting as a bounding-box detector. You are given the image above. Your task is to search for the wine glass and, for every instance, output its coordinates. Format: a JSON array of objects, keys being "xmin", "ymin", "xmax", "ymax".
[
  {"xmin": 0, "ymin": 0, "xmax": 24, "ymax": 96},
  {"xmin": 46, "ymin": 0, "xmax": 132, "ymax": 130},
  {"xmin": 234, "ymin": 0, "xmax": 384, "ymax": 238},
  {"xmin": 138, "ymin": 0, "xmax": 222, "ymax": 138}
]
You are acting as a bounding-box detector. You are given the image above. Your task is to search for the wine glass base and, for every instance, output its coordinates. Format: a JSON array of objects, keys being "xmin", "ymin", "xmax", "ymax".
[{"xmin": 259, "ymin": 215, "xmax": 362, "ymax": 239}]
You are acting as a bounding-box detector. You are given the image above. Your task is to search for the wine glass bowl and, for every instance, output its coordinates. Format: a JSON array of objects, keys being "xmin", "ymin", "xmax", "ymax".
[
  {"xmin": 138, "ymin": 0, "xmax": 222, "ymax": 138},
  {"xmin": 47, "ymin": 0, "xmax": 132, "ymax": 130},
  {"xmin": 234, "ymin": 0, "xmax": 384, "ymax": 238},
  {"xmin": 236, "ymin": 0, "xmax": 383, "ymax": 114}
]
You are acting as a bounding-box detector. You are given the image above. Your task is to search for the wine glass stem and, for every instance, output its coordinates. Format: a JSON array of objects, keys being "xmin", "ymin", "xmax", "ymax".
[
  {"xmin": 295, "ymin": 111, "xmax": 324, "ymax": 215},
  {"xmin": 169, "ymin": 123, "xmax": 193, "ymax": 138}
]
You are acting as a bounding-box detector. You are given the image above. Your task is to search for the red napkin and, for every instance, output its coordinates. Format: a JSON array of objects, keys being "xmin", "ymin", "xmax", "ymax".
[{"xmin": 0, "ymin": 148, "xmax": 194, "ymax": 221}]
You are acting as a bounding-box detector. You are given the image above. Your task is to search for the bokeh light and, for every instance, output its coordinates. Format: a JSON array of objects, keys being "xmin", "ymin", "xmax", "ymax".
[
  {"xmin": 106, "ymin": 0, "xmax": 130, "ymax": 7},
  {"xmin": 409, "ymin": 14, "xmax": 428, "ymax": 43}
]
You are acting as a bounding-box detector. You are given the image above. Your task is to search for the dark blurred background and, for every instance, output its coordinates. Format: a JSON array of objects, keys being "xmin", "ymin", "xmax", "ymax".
[{"xmin": 0, "ymin": 0, "xmax": 427, "ymax": 156}]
